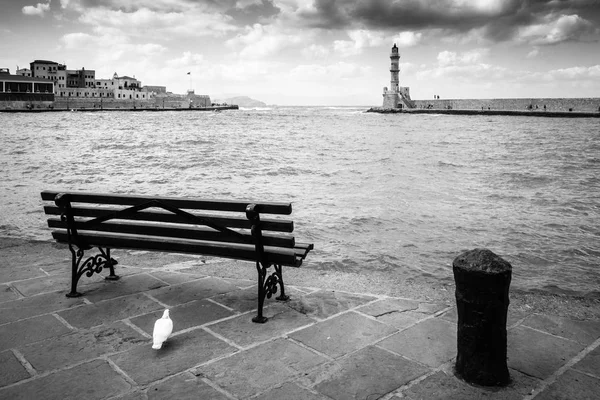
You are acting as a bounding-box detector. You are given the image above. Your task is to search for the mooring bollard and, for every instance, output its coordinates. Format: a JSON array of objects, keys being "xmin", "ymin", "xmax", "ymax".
[{"xmin": 453, "ymin": 248, "xmax": 512, "ymax": 386}]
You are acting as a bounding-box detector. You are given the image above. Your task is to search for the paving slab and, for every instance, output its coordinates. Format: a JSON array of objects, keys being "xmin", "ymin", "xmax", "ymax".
[
  {"xmin": 18, "ymin": 321, "xmax": 147, "ymax": 373},
  {"xmin": 57, "ymin": 292, "xmax": 163, "ymax": 329},
  {"xmin": 194, "ymin": 338, "xmax": 327, "ymax": 399},
  {"xmin": 110, "ymin": 328, "xmax": 236, "ymax": 386},
  {"xmin": 0, "ymin": 350, "xmax": 31, "ymax": 387},
  {"xmin": 0, "ymin": 284, "xmax": 20, "ymax": 302},
  {"xmin": 0, "ymin": 263, "xmax": 47, "ymax": 284},
  {"xmin": 378, "ymin": 318, "xmax": 457, "ymax": 368},
  {"xmin": 0, "ymin": 359, "xmax": 131, "ymax": 400},
  {"xmin": 0, "ymin": 241, "xmax": 65, "ymax": 270},
  {"xmin": 219, "ymin": 277, "xmax": 255, "ymax": 289},
  {"xmin": 358, "ymin": 299, "xmax": 452, "ymax": 330},
  {"xmin": 357, "ymin": 298, "xmax": 421, "ymax": 315},
  {"xmin": 109, "ymin": 391, "xmax": 147, "ymax": 400},
  {"xmin": 285, "ymin": 289, "xmax": 376, "ymax": 320},
  {"xmin": 130, "ymin": 299, "xmax": 235, "ymax": 335},
  {"xmin": 210, "ymin": 286, "xmax": 268, "ymax": 313},
  {"xmin": 0, "ymin": 314, "xmax": 72, "ymax": 351},
  {"xmin": 148, "ymin": 270, "xmax": 205, "ymax": 285},
  {"xmin": 10, "ymin": 275, "xmax": 72, "ymax": 296},
  {"xmin": 146, "ymin": 372, "xmax": 230, "ymax": 400},
  {"xmin": 208, "ymin": 302, "xmax": 315, "ymax": 348},
  {"xmin": 290, "ymin": 311, "xmax": 397, "ymax": 359},
  {"xmin": 312, "ymin": 345, "xmax": 430, "ymax": 400},
  {"xmin": 178, "ymin": 259, "xmax": 258, "ymax": 281},
  {"xmin": 258, "ymin": 382, "xmax": 329, "ymax": 400},
  {"xmin": 507, "ymin": 325, "xmax": 585, "ymax": 379},
  {"xmin": 12, "ymin": 264, "xmax": 149, "ymax": 296},
  {"xmin": 521, "ymin": 314, "xmax": 600, "ymax": 346},
  {"xmin": 397, "ymin": 369, "xmax": 540, "ymax": 400},
  {"xmin": 149, "ymin": 277, "xmax": 238, "ymax": 306},
  {"xmin": 572, "ymin": 344, "xmax": 600, "ymax": 377},
  {"xmin": 534, "ymin": 369, "xmax": 600, "ymax": 400},
  {"xmin": 78, "ymin": 273, "xmax": 168, "ymax": 303},
  {"xmin": 210, "ymin": 286, "xmax": 308, "ymax": 313},
  {"xmin": 0, "ymin": 291, "xmax": 85, "ymax": 325}
]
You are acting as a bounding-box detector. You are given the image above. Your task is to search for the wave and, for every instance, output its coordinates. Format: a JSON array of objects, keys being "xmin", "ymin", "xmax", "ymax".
[{"xmin": 239, "ymin": 107, "xmax": 272, "ymax": 111}]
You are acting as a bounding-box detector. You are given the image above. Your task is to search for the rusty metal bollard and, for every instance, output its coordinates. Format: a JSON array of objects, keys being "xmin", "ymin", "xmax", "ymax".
[{"xmin": 453, "ymin": 248, "xmax": 512, "ymax": 386}]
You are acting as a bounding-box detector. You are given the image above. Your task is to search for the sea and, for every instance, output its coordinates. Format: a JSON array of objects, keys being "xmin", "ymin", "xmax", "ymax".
[{"xmin": 1, "ymin": 106, "xmax": 599, "ymax": 297}]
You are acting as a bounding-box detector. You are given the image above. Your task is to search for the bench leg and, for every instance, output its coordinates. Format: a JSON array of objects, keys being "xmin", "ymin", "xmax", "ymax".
[
  {"xmin": 252, "ymin": 261, "xmax": 281, "ymax": 323},
  {"xmin": 66, "ymin": 245, "xmax": 84, "ymax": 297},
  {"xmin": 100, "ymin": 248, "xmax": 120, "ymax": 281},
  {"xmin": 274, "ymin": 264, "xmax": 289, "ymax": 301},
  {"xmin": 65, "ymin": 245, "xmax": 119, "ymax": 298}
]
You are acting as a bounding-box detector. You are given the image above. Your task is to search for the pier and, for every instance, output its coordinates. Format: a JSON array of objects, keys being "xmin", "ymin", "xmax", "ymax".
[
  {"xmin": 0, "ymin": 105, "xmax": 239, "ymax": 113},
  {"xmin": 368, "ymin": 107, "xmax": 600, "ymax": 118}
]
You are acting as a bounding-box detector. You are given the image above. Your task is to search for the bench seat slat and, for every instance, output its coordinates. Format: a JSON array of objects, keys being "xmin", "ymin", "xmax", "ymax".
[
  {"xmin": 41, "ymin": 190, "xmax": 292, "ymax": 215},
  {"xmin": 43, "ymin": 205, "xmax": 294, "ymax": 233},
  {"xmin": 50, "ymin": 231, "xmax": 304, "ymax": 267},
  {"xmin": 47, "ymin": 218, "xmax": 296, "ymax": 248}
]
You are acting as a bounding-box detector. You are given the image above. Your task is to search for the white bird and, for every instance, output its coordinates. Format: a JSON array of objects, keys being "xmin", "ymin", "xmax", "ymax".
[{"xmin": 152, "ymin": 309, "xmax": 173, "ymax": 350}]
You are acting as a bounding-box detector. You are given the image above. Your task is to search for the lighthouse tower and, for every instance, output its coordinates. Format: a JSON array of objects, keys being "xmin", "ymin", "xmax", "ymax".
[
  {"xmin": 382, "ymin": 44, "xmax": 413, "ymax": 108},
  {"xmin": 390, "ymin": 43, "xmax": 400, "ymax": 93}
]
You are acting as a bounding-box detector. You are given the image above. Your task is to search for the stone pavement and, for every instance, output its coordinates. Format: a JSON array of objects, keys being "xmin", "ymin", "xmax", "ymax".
[{"xmin": 1, "ymin": 238, "xmax": 599, "ymax": 400}]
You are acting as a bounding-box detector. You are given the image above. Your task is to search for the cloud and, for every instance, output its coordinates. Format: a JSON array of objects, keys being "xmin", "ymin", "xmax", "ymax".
[
  {"xmin": 333, "ymin": 29, "xmax": 386, "ymax": 56},
  {"xmin": 225, "ymin": 23, "xmax": 305, "ymax": 58},
  {"xmin": 59, "ymin": 31, "xmax": 167, "ymax": 65},
  {"xmin": 545, "ymin": 65, "xmax": 600, "ymax": 81},
  {"xmin": 22, "ymin": 1, "xmax": 52, "ymax": 17},
  {"xmin": 297, "ymin": 0, "xmax": 524, "ymax": 30},
  {"xmin": 417, "ymin": 63, "xmax": 509, "ymax": 82},
  {"xmin": 289, "ymin": 61, "xmax": 371, "ymax": 80},
  {"xmin": 301, "ymin": 44, "xmax": 330, "ymax": 59},
  {"xmin": 437, "ymin": 48, "xmax": 490, "ymax": 66},
  {"xmin": 225, "ymin": 0, "xmax": 281, "ymax": 26},
  {"xmin": 393, "ymin": 31, "xmax": 422, "ymax": 47},
  {"xmin": 295, "ymin": 0, "xmax": 600, "ymax": 44},
  {"xmin": 72, "ymin": 3, "xmax": 237, "ymax": 39},
  {"xmin": 517, "ymin": 14, "xmax": 598, "ymax": 45},
  {"xmin": 526, "ymin": 47, "xmax": 540, "ymax": 58}
]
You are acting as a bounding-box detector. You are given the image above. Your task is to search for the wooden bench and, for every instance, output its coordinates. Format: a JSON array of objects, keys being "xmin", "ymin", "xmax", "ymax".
[{"xmin": 41, "ymin": 190, "xmax": 313, "ymax": 323}]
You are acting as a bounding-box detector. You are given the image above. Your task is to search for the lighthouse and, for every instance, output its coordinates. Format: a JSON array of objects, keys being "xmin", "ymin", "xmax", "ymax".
[
  {"xmin": 382, "ymin": 44, "xmax": 414, "ymax": 108},
  {"xmin": 390, "ymin": 43, "xmax": 400, "ymax": 93}
]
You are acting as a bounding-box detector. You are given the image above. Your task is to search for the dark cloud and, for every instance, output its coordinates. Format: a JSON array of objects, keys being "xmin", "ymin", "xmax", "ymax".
[
  {"xmin": 298, "ymin": 0, "xmax": 600, "ymax": 43},
  {"xmin": 225, "ymin": 0, "xmax": 281, "ymax": 26}
]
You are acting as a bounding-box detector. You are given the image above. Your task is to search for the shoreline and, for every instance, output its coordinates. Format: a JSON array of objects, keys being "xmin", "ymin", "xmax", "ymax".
[
  {"xmin": 0, "ymin": 105, "xmax": 239, "ymax": 113},
  {"xmin": 367, "ymin": 107, "xmax": 600, "ymax": 118},
  {"xmin": 2, "ymin": 236, "xmax": 598, "ymax": 321}
]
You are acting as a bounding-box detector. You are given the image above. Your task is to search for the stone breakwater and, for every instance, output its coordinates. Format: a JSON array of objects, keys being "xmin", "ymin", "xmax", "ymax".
[
  {"xmin": 413, "ymin": 97, "xmax": 600, "ymax": 113},
  {"xmin": 367, "ymin": 107, "xmax": 600, "ymax": 118}
]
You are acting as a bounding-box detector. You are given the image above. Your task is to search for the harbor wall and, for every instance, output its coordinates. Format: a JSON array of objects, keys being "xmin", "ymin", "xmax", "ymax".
[
  {"xmin": 0, "ymin": 100, "xmax": 54, "ymax": 110},
  {"xmin": 1, "ymin": 94, "xmax": 212, "ymax": 111},
  {"xmin": 413, "ymin": 98, "xmax": 600, "ymax": 113}
]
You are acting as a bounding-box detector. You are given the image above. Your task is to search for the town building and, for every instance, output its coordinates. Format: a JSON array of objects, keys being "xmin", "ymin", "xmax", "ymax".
[
  {"xmin": 16, "ymin": 68, "xmax": 32, "ymax": 77},
  {"xmin": 0, "ymin": 68, "xmax": 55, "ymax": 105},
  {"xmin": 2, "ymin": 58, "xmax": 212, "ymax": 109},
  {"xmin": 143, "ymin": 85, "xmax": 167, "ymax": 94}
]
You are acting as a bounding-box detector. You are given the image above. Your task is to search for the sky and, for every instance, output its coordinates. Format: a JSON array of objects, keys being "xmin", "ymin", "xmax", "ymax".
[{"xmin": 1, "ymin": 0, "xmax": 599, "ymax": 106}]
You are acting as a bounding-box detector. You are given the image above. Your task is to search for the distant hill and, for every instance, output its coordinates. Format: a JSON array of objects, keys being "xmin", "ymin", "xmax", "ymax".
[{"xmin": 214, "ymin": 96, "xmax": 267, "ymax": 107}]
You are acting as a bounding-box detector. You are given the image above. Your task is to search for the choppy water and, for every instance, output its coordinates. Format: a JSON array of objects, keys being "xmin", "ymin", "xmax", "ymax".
[{"xmin": 1, "ymin": 107, "xmax": 599, "ymax": 296}]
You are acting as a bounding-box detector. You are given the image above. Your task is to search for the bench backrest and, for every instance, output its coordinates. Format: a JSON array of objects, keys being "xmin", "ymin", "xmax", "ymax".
[{"xmin": 41, "ymin": 190, "xmax": 308, "ymax": 267}]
